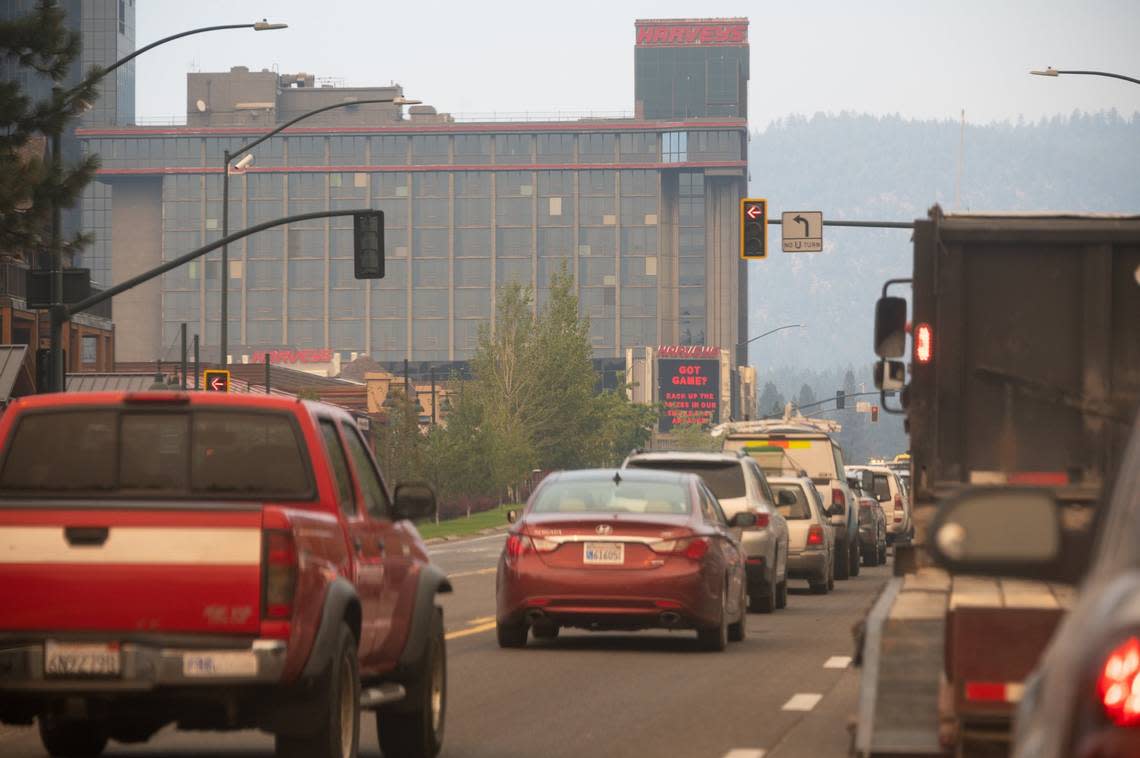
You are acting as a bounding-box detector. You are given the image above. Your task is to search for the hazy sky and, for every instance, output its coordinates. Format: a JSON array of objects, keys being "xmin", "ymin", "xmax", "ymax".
[{"xmin": 134, "ymin": 0, "xmax": 1140, "ymax": 127}]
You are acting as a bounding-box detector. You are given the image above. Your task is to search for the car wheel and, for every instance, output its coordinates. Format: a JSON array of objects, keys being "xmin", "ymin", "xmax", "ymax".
[
  {"xmin": 850, "ymin": 541, "xmax": 861, "ymax": 577},
  {"xmin": 39, "ymin": 716, "xmax": 108, "ymax": 758},
  {"xmin": 728, "ymin": 582, "xmax": 747, "ymax": 642},
  {"xmin": 834, "ymin": 538, "xmax": 851, "ymax": 580},
  {"xmin": 496, "ymin": 618, "xmax": 528, "ymax": 648},
  {"xmin": 879, "ymin": 543, "xmax": 888, "ymax": 565},
  {"xmin": 748, "ymin": 567, "xmax": 776, "ymax": 614},
  {"xmin": 377, "ymin": 606, "xmax": 446, "ymax": 758},
  {"xmin": 531, "ymin": 621, "xmax": 559, "ymax": 641},
  {"xmin": 275, "ymin": 622, "xmax": 359, "ymax": 758},
  {"xmin": 828, "ymin": 554, "xmax": 836, "ymax": 590},
  {"xmin": 697, "ymin": 585, "xmax": 729, "ymax": 652},
  {"xmin": 775, "ymin": 579, "xmax": 788, "ymax": 609}
]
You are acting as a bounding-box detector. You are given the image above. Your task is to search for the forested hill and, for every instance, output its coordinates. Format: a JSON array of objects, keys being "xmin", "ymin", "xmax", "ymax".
[{"xmin": 745, "ymin": 110, "xmax": 1140, "ymax": 373}]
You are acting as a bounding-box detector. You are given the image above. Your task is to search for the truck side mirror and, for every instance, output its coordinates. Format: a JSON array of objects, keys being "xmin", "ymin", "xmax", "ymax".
[
  {"xmin": 393, "ymin": 481, "xmax": 436, "ymax": 521},
  {"xmin": 874, "ymin": 360, "xmax": 906, "ymax": 391},
  {"xmin": 861, "ymin": 469, "xmax": 874, "ymax": 493},
  {"xmin": 930, "ymin": 487, "xmax": 1061, "ymax": 576},
  {"xmin": 874, "ymin": 296, "xmax": 908, "ymax": 358}
]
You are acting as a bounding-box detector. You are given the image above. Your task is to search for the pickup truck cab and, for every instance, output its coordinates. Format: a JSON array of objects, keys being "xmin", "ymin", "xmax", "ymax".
[{"xmin": 0, "ymin": 391, "xmax": 451, "ymax": 758}]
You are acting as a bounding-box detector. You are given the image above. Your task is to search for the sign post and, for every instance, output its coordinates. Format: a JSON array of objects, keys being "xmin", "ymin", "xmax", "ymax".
[{"xmin": 203, "ymin": 369, "xmax": 230, "ymax": 393}]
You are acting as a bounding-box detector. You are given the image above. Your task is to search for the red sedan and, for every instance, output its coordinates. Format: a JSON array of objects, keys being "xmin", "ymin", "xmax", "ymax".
[{"xmin": 495, "ymin": 469, "xmax": 754, "ymax": 651}]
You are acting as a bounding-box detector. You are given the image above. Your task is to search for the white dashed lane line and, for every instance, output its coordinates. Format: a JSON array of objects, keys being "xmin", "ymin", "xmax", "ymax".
[
  {"xmin": 781, "ymin": 693, "xmax": 823, "ymax": 712},
  {"xmin": 823, "ymin": 655, "xmax": 852, "ymax": 669},
  {"xmin": 721, "ymin": 750, "xmax": 765, "ymax": 758}
]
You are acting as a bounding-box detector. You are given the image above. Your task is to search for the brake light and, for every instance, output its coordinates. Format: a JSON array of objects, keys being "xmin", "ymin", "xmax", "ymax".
[
  {"xmin": 807, "ymin": 525, "xmax": 824, "ymax": 546},
  {"xmin": 1098, "ymin": 636, "xmax": 1140, "ymax": 726},
  {"xmin": 915, "ymin": 323, "xmax": 933, "ymax": 364},
  {"xmin": 894, "ymin": 495, "xmax": 904, "ymax": 523},
  {"xmin": 263, "ymin": 529, "xmax": 297, "ymax": 620},
  {"xmin": 505, "ymin": 533, "xmax": 557, "ymax": 561},
  {"xmin": 683, "ymin": 538, "xmax": 710, "ymax": 560},
  {"xmin": 650, "ymin": 536, "xmax": 709, "ymax": 560},
  {"xmin": 753, "ymin": 511, "xmax": 770, "ymax": 529},
  {"xmin": 832, "ymin": 488, "xmax": 846, "ymax": 509},
  {"xmin": 505, "ymin": 533, "xmax": 527, "ymax": 559}
]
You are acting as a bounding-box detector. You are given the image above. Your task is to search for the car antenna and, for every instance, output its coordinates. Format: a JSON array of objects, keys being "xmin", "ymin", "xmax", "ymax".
[{"xmin": 612, "ymin": 471, "xmax": 622, "ymax": 486}]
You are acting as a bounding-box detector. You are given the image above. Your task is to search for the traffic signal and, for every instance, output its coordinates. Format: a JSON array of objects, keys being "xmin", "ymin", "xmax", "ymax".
[
  {"xmin": 740, "ymin": 198, "xmax": 767, "ymax": 259},
  {"xmin": 353, "ymin": 210, "xmax": 385, "ymax": 279},
  {"xmin": 835, "ymin": 390, "xmax": 845, "ymax": 410},
  {"xmin": 203, "ymin": 369, "xmax": 230, "ymax": 393},
  {"xmin": 871, "ymin": 405, "xmax": 879, "ymax": 423}
]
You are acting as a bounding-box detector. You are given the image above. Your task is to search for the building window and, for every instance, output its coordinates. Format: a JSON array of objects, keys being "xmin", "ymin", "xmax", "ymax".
[
  {"xmin": 119, "ymin": 0, "xmax": 126, "ymax": 33},
  {"xmin": 663, "ymin": 131, "xmax": 687, "ymax": 163},
  {"xmin": 81, "ymin": 336, "xmax": 98, "ymax": 365}
]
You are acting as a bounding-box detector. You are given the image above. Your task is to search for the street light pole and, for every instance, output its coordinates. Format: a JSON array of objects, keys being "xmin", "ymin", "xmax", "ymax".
[
  {"xmin": 218, "ymin": 95, "xmax": 420, "ymax": 366},
  {"xmin": 736, "ymin": 323, "xmax": 805, "ymax": 349},
  {"xmin": 1030, "ymin": 67, "xmax": 1140, "ymax": 86},
  {"xmin": 46, "ymin": 19, "xmax": 287, "ymax": 392}
]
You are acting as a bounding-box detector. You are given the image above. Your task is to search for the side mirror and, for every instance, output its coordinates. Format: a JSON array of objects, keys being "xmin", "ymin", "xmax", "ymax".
[
  {"xmin": 506, "ymin": 509, "xmax": 519, "ymax": 524},
  {"xmin": 777, "ymin": 490, "xmax": 798, "ymax": 507},
  {"xmin": 860, "ymin": 469, "xmax": 874, "ymax": 493},
  {"xmin": 729, "ymin": 511, "xmax": 759, "ymax": 528},
  {"xmin": 930, "ymin": 487, "xmax": 1061, "ymax": 577},
  {"xmin": 393, "ymin": 481, "xmax": 436, "ymax": 521},
  {"xmin": 874, "ymin": 297, "xmax": 908, "ymax": 358},
  {"xmin": 874, "ymin": 360, "xmax": 906, "ymax": 391}
]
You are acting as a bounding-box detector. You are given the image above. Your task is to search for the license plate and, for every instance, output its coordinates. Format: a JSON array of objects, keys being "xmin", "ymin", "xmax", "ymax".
[
  {"xmin": 182, "ymin": 651, "xmax": 258, "ymax": 678},
  {"xmin": 44, "ymin": 641, "xmax": 121, "ymax": 678},
  {"xmin": 583, "ymin": 542, "xmax": 624, "ymax": 565}
]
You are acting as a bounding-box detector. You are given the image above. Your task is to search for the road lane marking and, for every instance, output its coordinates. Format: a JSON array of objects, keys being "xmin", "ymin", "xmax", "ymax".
[
  {"xmin": 445, "ymin": 621, "xmax": 496, "ymax": 641},
  {"xmin": 781, "ymin": 693, "xmax": 823, "ymax": 712},
  {"xmin": 448, "ymin": 567, "xmax": 497, "ymax": 579},
  {"xmin": 469, "ymin": 616, "xmax": 495, "ymax": 624},
  {"xmin": 824, "ymin": 655, "xmax": 852, "ymax": 669},
  {"xmin": 722, "ymin": 750, "xmax": 765, "ymax": 758}
]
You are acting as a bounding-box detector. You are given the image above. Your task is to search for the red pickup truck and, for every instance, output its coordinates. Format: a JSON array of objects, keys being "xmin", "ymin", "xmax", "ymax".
[{"xmin": 0, "ymin": 391, "xmax": 452, "ymax": 758}]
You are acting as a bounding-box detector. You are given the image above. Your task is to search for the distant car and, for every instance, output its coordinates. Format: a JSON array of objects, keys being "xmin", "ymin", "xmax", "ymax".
[
  {"xmin": 495, "ymin": 468, "xmax": 753, "ymax": 651},
  {"xmin": 848, "ymin": 464, "xmax": 912, "ymax": 544},
  {"xmin": 851, "ymin": 478, "xmax": 887, "ymax": 566},
  {"xmin": 929, "ymin": 413, "xmax": 1140, "ymax": 758},
  {"xmin": 768, "ymin": 476, "xmax": 837, "ymax": 594},
  {"xmin": 621, "ymin": 450, "xmax": 790, "ymax": 612}
]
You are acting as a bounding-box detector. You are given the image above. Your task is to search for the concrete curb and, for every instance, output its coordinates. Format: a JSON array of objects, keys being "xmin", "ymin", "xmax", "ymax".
[{"xmin": 422, "ymin": 523, "xmax": 511, "ymax": 546}]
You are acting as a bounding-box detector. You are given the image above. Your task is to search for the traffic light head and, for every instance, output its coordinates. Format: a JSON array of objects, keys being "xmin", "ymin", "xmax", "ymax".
[
  {"xmin": 740, "ymin": 198, "xmax": 767, "ymax": 259},
  {"xmin": 871, "ymin": 405, "xmax": 879, "ymax": 423},
  {"xmin": 835, "ymin": 390, "xmax": 845, "ymax": 410},
  {"xmin": 354, "ymin": 211, "xmax": 385, "ymax": 279}
]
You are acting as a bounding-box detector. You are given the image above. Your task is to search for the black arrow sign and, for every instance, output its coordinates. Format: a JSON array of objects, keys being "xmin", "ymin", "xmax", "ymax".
[{"xmin": 793, "ymin": 215, "xmax": 810, "ymax": 236}]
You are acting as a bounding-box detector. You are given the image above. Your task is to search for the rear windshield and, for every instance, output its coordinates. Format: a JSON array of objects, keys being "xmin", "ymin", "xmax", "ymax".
[
  {"xmin": 772, "ymin": 485, "xmax": 812, "ymax": 520},
  {"xmin": 625, "ymin": 460, "xmax": 745, "ymax": 500},
  {"xmin": 727, "ymin": 437, "xmax": 839, "ymax": 481},
  {"xmin": 873, "ymin": 475, "xmax": 892, "ymax": 501},
  {"xmin": 0, "ymin": 409, "xmax": 313, "ymax": 500},
  {"xmin": 532, "ymin": 479, "xmax": 690, "ymax": 515}
]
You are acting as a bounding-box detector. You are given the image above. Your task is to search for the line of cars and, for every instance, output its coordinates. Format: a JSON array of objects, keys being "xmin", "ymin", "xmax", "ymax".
[{"xmin": 495, "ymin": 421, "xmax": 914, "ymax": 649}]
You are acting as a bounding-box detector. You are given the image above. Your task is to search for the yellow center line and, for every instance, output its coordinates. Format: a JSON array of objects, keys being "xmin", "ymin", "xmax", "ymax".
[
  {"xmin": 448, "ymin": 567, "xmax": 497, "ymax": 579},
  {"xmin": 445, "ymin": 621, "xmax": 497, "ymax": 641}
]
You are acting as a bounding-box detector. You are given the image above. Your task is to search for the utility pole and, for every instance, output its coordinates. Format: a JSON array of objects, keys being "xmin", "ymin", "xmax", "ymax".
[
  {"xmin": 193, "ymin": 334, "xmax": 199, "ymax": 389},
  {"xmin": 180, "ymin": 322, "xmax": 188, "ymax": 389}
]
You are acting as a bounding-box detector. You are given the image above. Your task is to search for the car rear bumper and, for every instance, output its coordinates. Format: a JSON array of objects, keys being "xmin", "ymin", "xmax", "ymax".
[
  {"xmin": 786, "ymin": 550, "xmax": 827, "ymax": 579},
  {"xmin": 498, "ymin": 559, "xmax": 719, "ymax": 630},
  {"xmin": 0, "ymin": 639, "xmax": 288, "ymax": 693}
]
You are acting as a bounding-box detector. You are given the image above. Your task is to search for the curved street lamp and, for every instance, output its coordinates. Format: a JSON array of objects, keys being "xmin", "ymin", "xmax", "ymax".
[
  {"xmin": 736, "ymin": 323, "xmax": 805, "ymax": 348},
  {"xmin": 218, "ymin": 95, "xmax": 421, "ymax": 364},
  {"xmin": 1030, "ymin": 67, "xmax": 1140, "ymax": 86},
  {"xmin": 45, "ymin": 19, "xmax": 287, "ymax": 392}
]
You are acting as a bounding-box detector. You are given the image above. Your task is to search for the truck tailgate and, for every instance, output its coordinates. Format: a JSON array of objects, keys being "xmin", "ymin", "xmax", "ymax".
[{"xmin": 0, "ymin": 506, "xmax": 263, "ymax": 635}]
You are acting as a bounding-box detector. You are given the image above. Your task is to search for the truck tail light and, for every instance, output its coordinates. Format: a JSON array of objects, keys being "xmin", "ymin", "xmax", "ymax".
[
  {"xmin": 915, "ymin": 323, "xmax": 933, "ymax": 365},
  {"xmin": 753, "ymin": 511, "xmax": 770, "ymax": 529},
  {"xmin": 807, "ymin": 525, "xmax": 824, "ymax": 546},
  {"xmin": 832, "ymin": 488, "xmax": 846, "ymax": 510},
  {"xmin": 263, "ymin": 528, "xmax": 297, "ymax": 620},
  {"xmin": 894, "ymin": 495, "xmax": 904, "ymax": 523},
  {"xmin": 1098, "ymin": 636, "xmax": 1140, "ymax": 727}
]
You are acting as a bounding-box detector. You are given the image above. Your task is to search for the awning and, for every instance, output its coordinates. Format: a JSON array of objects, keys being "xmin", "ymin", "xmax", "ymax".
[
  {"xmin": 0, "ymin": 345, "xmax": 31, "ymax": 403},
  {"xmin": 66, "ymin": 373, "xmax": 160, "ymax": 392}
]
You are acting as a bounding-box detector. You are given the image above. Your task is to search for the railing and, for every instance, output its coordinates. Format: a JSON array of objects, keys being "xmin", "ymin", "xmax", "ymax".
[
  {"xmin": 0, "ymin": 261, "xmax": 27, "ymax": 299},
  {"xmin": 450, "ymin": 109, "xmax": 635, "ymax": 123}
]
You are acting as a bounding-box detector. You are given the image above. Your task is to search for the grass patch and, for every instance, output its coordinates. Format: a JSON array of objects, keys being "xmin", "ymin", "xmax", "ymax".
[{"xmin": 416, "ymin": 505, "xmax": 517, "ymax": 540}]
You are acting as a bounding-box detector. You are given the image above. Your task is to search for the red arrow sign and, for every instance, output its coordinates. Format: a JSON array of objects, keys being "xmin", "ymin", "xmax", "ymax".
[
  {"xmin": 209, "ymin": 376, "xmax": 226, "ymax": 391},
  {"xmin": 745, "ymin": 204, "xmax": 763, "ymax": 219}
]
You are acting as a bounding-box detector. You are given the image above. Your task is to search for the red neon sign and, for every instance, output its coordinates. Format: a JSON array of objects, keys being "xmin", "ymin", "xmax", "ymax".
[
  {"xmin": 635, "ymin": 22, "xmax": 748, "ymax": 47},
  {"xmin": 657, "ymin": 345, "xmax": 721, "ymax": 359},
  {"xmin": 267, "ymin": 349, "xmax": 334, "ymax": 365}
]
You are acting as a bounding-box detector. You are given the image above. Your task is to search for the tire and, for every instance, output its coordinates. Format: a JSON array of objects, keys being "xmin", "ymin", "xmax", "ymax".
[
  {"xmin": 39, "ymin": 716, "xmax": 108, "ymax": 758},
  {"xmin": 496, "ymin": 618, "xmax": 528, "ymax": 648},
  {"xmin": 834, "ymin": 538, "xmax": 851, "ymax": 580},
  {"xmin": 275, "ymin": 622, "xmax": 360, "ymax": 758},
  {"xmin": 697, "ymin": 585, "xmax": 729, "ymax": 652},
  {"xmin": 748, "ymin": 568, "xmax": 776, "ymax": 614},
  {"xmin": 531, "ymin": 621, "xmax": 559, "ymax": 641},
  {"xmin": 828, "ymin": 554, "xmax": 836, "ymax": 590},
  {"xmin": 728, "ymin": 583, "xmax": 747, "ymax": 642},
  {"xmin": 809, "ymin": 557, "xmax": 829, "ymax": 594},
  {"xmin": 775, "ymin": 579, "xmax": 788, "ymax": 609},
  {"xmin": 879, "ymin": 544, "xmax": 888, "ymax": 565},
  {"xmin": 850, "ymin": 541, "xmax": 862, "ymax": 577},
  {"xmin": 377, "ymin": 606, "xmax": 446, "ymax": 758}
]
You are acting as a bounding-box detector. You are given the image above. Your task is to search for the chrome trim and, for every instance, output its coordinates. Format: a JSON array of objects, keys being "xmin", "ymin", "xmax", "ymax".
[{"xmin": 544, "ymin": 535, "xmax": 662, "ymax": 545}]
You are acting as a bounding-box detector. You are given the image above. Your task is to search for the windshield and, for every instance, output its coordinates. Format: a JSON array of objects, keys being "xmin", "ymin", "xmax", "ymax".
[
  {"xmin": 773, "ymin": 485, "xmax": 812, "ymax": 519},
  {"xmin": 0, "ymin": 409, "xmax": 313, "ymax": 500},
  {"xmin": 531, "ymin": 478, "xmax": 691, "ymax": 515},
  {"xmin": 625, "ymin": 460, "xmax": 745, "ymax": 500}
]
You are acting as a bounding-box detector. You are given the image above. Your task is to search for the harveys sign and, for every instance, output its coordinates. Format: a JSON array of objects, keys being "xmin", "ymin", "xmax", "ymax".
[
  {"xmin": 658, "ymin": 357, "xmax": 721, "ymax": 432},
  {"xmin": 635, "ymin": 21, "xmax": 748, "ymax": 47},
  {"xmin": 266, "ymin": 349, "xmax": 334, "ymax": 364}
]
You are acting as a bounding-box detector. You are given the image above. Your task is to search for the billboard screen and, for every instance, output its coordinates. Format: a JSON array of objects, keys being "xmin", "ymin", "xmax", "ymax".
[{"xmin": 658, "ymin": 357, "xmax": 721, "ymax": 432}]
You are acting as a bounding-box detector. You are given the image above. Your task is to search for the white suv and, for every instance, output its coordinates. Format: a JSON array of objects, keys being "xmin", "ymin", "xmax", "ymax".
[
  {"xmin": 846, "ymin": 464, "xmax": 912, "ymax": 544},
  {"xmin": 621, "ymin": 451, "xmax": 791, "ymax": 613}
]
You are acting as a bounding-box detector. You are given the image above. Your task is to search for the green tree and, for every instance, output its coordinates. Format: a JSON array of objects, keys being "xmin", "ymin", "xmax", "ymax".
[
  {"xmin": 759, "ymin": 382, "xmax": 786, "ymax": 417},
  {"xmin": 0, "ymin": 0, "xmax": 100, "ymax": 261},
  {"xmin": 373, "ymin": 391, "xmax": 427, "ymax": 486},
  {"xmin": 670, "ymin": 422, "xmax": 723, "ymax": 452},
  {"xmin": 588, "ymin": 390, "xmax": 658, "ymax": 466},
  {"xmin": 797, "ymin": 383, "xmax": 817, "ymax": 410}
]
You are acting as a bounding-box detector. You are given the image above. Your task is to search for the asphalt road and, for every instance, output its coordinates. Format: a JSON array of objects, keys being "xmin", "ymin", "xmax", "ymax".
[{"xmin": 0, "ymin": 532, "xmax": 890, "ymax": 758}]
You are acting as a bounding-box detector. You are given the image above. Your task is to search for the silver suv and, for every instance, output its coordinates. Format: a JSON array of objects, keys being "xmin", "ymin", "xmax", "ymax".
[{"xmin": 621, "ymin": 451, "xmax": 790, "ymax": 613}]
